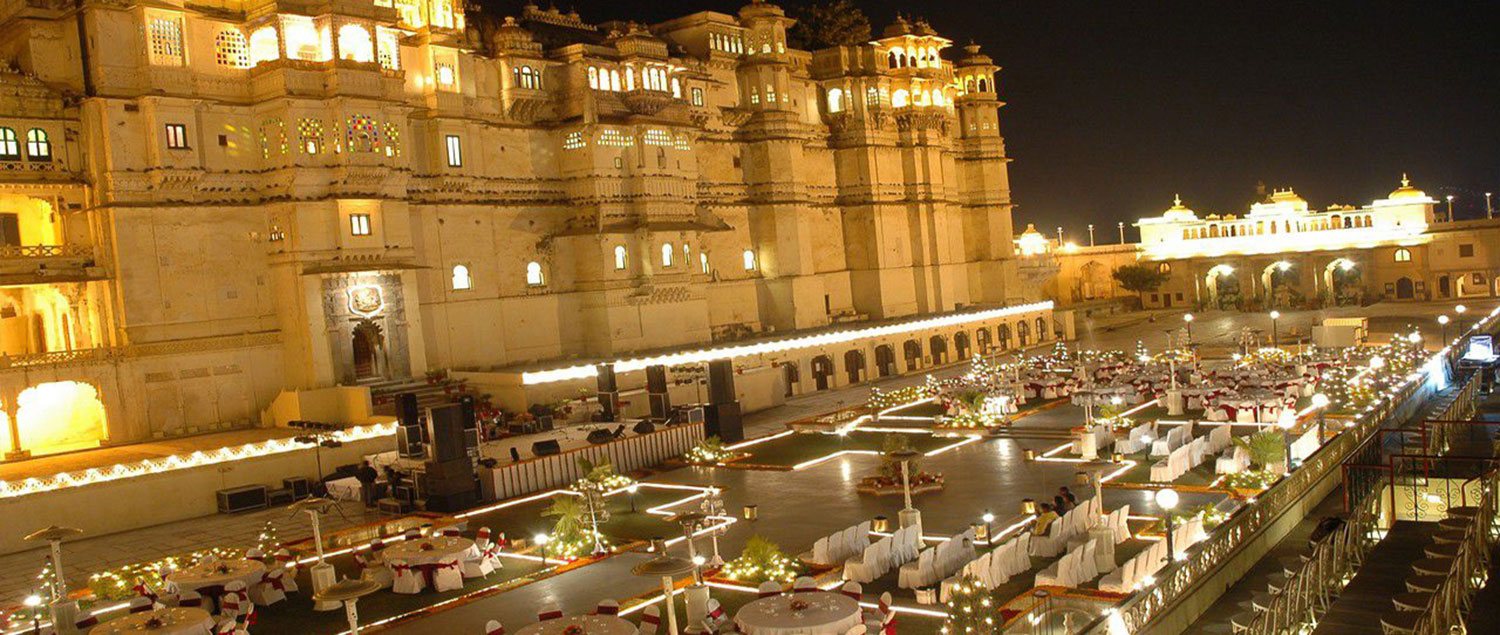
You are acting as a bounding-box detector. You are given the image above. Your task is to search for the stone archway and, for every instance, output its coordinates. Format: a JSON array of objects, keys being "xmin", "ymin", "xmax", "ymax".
[
  {"xmin": 781, "ymin": 362, "xmax": 800, "ymax": 397},
  {"xmin": 1017, "ymin": 320, "xmax": 1032, "ymax": 346},
  {"xmin": 1260, "ymin": 261, "xmax": 1297, "ymax": 309},
  {"xmin": 954, "ymin": 331, "xmax": 971, "ymax": 360},
  {"xmin": 843, "ymin": 349, "xmax": 866, "ymax": 385},
  {"xmin": 1323, "ymin": 258, "xmax": 1360, "ymax": 306},
  {"xmin": 902, "ymin": 339, "xmax": 922, "ymax": 371},
  {"xmin": 8, "ymin": 381, "xmax": 107, "ymax": 456},
  {"xmin": 996, "ymin": 324, "xmax": 1012, "ymax": 350},
  {"xmin": 1395, "ymin": 277, "xmax": 1415, "ymax": 300},
  {"xmin": 1205, "ymin": 264, "xmax": 1239, "ymax": 309},
  {"xmin": 875, "ymin": 345, "xmax": 897, "ymax": 377},
  {"xmin": 976, "ymin": 328, "xmax": 992, "ymax": 354},
  {"xmin": 811, "ymin": 355, "xmax": 835, "ymax": 391},
  {"xmin": 351, "ymin": 320, "xmax": 386, "ymax": 380},
  {"xmin": 928, "ymin": 335, "xmax": 948, "ymax": 365}
]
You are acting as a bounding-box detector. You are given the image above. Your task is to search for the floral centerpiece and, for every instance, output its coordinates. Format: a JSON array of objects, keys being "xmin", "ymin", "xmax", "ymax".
[
  {"xmin": 682, "ymin": 436, "xmax": 742, "ymax": 465},
  {"xmin": 719, "ymin": 535, "xmax": 800, "ymax": 584}
]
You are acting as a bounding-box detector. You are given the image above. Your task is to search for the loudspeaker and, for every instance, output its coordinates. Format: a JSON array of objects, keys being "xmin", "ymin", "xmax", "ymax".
[
  {"xmin": 458, "ymin": 394, "xmax": 477, "ymax": 431},
  {"xmin": 282, "ymin": 477, "xmax": 311, "ymax": 500},
  {"xmin": 425, "ymin": 490, "xmax": 478, "ymax": 513},
  {"xmin": 532, "ymin": 439, "xmax": 562, "ymax": 456},
  {"xmin": 646, "ymin": 365, "xmax": 670, "ymax": 420},
  {"xmin": 427, "ymin": 404, "xmax": 468, "ymax": 463},
  {"xmin": 632, "ymin": 420, "xmax": 657, "ymax": 435},
  {"xmin": 397, "ymin": 425, "xmax": 425, "ymax": 459},
  {"xmin": 707, "ymin": 360, "xmax": 736, "ymax": 405},
  {"xmin": 703, "ymin": 402, "xmax": 743, "ymax": 443},
  {"xmin": 597, "ymin": 363, "xmax": 619, "ymax": 422}
]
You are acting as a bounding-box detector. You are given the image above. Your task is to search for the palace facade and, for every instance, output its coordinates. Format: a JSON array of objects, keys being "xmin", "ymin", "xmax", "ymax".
[{"xmin": 0, "ymin": 0, "xmax": 1042, "ymax": 455}]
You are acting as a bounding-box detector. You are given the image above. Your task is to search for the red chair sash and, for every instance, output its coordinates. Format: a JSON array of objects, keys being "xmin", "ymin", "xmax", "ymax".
[
  {"xmin": 538, "ymin": 610, "xmax": 564, "ymax": 621},
  {"xmin": 642, "ymin": 613, "xmax": 662, "ymax": 626}
]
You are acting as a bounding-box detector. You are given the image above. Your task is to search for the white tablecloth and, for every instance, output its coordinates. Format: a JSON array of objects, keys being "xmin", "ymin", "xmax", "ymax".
[
  {"xmin": 735, "ymin": 592, "xmax": 863, "ymax": 635},
  {"xmin": 166, "ymin": 559, "xmax": 265, "ymax": 594},
  {"xmin": 382, "ymin": 536, "xmax": 475, "ymax": 565},
  {"xmin": 514, "ymin": 615, "xmax": 637, "ymax": 635},
  {"xmin": 90, "ymin": 607, "xmax": 214, "ymax": 635},
  {"xmin": 325, "ymin": 476, "xmax": 363, "ymax": 501}
]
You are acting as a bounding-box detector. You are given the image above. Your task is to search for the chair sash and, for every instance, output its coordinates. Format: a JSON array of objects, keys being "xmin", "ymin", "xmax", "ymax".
[{"xmin": 538, "ymin": 608, "xmax": 564, "ymax": 621}]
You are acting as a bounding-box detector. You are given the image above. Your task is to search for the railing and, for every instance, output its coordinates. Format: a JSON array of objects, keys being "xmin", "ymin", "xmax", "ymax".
[
  {"xmin": 478, "ymin": 422, "xmax": 705, "ymax": 501},
  {"xmin": 0, "ymin": 243, "xmax": 92, "ymax": 259},
  {"xmin": 0, "ymin": 331, "xmax": 281, "ymax": 370},
  {"xmin": 1409, "ymin": 470, "xmax": 1495, "ymax": 634}
]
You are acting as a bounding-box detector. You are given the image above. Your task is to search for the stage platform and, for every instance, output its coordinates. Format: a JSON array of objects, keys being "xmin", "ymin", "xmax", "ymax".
[{"xmin": 0, "ymin": 427, "xmax": 307, "ymax": 482}]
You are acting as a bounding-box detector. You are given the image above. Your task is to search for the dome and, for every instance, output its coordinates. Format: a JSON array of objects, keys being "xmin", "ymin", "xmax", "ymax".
[
  {"xmin": 1388, "ymin": 174, "xmax": 1428, "ymax": 200},
  {"xmin": 1019, "ymin": 223, "xmax": 1043, "ymax": 238},
  {"xmin": 1162, "ymin": 194, "xmax": 1196, "ymax": 221}
]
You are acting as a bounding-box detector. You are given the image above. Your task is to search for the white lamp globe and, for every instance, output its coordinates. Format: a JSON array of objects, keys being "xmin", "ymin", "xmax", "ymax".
[
  {"xmin": 1154, "ymin": 488, "xmax": 1180, "ymax": 511},
  {"xmin": 1311, "ymin": 393, "xmax": 1331, "ymax": 409},
  {"xmin": 1438, "ymin": 315, "xmax": 1450, "ymax": 325}
]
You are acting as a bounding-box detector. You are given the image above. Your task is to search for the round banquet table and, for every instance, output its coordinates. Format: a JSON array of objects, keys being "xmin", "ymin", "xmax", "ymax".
[
  {"xmin": 514, "ymin": 615, "xmax": 637, "ymax": 635},
  {"xmin": 90, "ymin": 607, "xmax": 214, "ymax": 635},
  {"xmin": 166, "ymin": 559, "xmax": 265, "ymax": 611},
  {"xmin": 381, "ymin": 536, "xmax": 475, "ymax": 565},
  {"xmin": 734, "ymin": 591, "xmax": 863, "ymax": 635}
]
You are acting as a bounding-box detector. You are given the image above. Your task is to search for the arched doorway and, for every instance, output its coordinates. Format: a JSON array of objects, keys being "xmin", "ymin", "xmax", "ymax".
[
  {"xmin": 1035, "ymin": 317, "xmax": 1049, "ymax": 342},
  {"xmin": 811, "ymin": 355, "xmax": 835, "ymax": 391},
  {"xmin": 1395, "ymin": 277, "xmax": 1415, "ymax": 300},
  {"xmin": 1260, "ymin": 261, "xmax": 1296, "ymax": 309},
  {"xmin": 9, "ymin": 381, "xmax": 107, "ymax": 456},
  {"xmin": 1016, "ymin": 320, "xmax": 1031, "ymax": 346},
  {"xmin": 1323, "ymin": 258, "xmax": 1360, "ymax": 306},
  {"xmin": 976, "ymin": 328, "xmax": 992, "ymax": 354},
  {"xmin": 954, "ymin": 331, "xmax": 971, "ymax": 360},
  {"xmin": 997, "ymin": 324, "xmax": 1012, "ymax": 350},
  {"xmin": 875, "ymin": 345, "xmax": 897, "ymax": 377},
  {"xmin": 781, "ymin": 362, "xmax": 800, "ymax": 397},
  {"xmin": 928, "ymin": 335, "xmax": 948, "ymax": 365},
  {"xmin": 903, "ymin": 339, "xmax": 922, "ymax": 371},
  {"xmin": 351, "ymin": 320, "xmax": 385, "ymax": 380},
  {"xmin": 1438, "ymin": 275, "xmax": 1451, "ymax": 298},
  {"xmin": 1205, "ymin": 264, "xmax": 1239, "ymax": 309},
  {"xmin": 1079, "ymin": 261, "xmax": 1109, "ymax": 300},
  {"xmin": 1456, "ymin": 272, "xmax": 1486, "ymax": 297},
  {"xmin": 843, "ymin": 349, "xmax": 866, "ymax": 385}
]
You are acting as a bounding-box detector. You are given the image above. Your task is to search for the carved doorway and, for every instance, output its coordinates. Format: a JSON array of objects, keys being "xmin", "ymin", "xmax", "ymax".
[{"xmin": 351, "ymin": 320, "xmax": 386, "ymax": 380}]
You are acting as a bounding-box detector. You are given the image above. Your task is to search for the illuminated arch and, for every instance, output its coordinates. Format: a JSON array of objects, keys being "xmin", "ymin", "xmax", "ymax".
[
  {"xmin": 337, "ymin": 24, "xmax": 373, "ymax": 63},
  {"xmin": 10, "ymin": 381, "xmax": 107, "ymax": 455}
]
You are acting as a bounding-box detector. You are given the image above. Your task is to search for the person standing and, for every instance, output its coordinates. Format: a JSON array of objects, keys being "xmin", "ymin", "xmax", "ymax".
[{"xmin": 356, "ymin": 460, "xmax": 379, "ymax": 507}]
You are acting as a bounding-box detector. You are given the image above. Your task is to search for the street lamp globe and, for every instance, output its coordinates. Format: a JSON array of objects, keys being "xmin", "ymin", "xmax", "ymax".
[
  {"xmin": 1277, "ymin": 409, "xmax": 1297, "ymax": 430},
  {"xmin": 1154, "ymin": 488, "xmax": 1179, "ymax": 511},
  {"xmin": 1438, "ymin": 315, "xmax": 1450, "ymax": 326},
  {"xmin": 533, "ymin": 533, "xmax": 549, "ymax": 546},
  {"xmin": 1183, "ymin": 314, "xmax": 1194, "ymax": 323},
  {"xmin": 22, "ymin": 594, "xmax": 41, "ymax": 608},
  {"xmin": 982, "ymin": 511, "xmax": 995, "ymax": 523},
  {"xmin": 1269, "ymin": 310, "xmax": 1280, "ymax": 320},
  {"xmin": 1311, "ymin": 393, "xmax": 1331, "ymax": 409},
  {"xmin": 1456, "ymin": 304, "xmax": 1467, "ymax": 315},
  {"xmin": 1370, "ymin": 355, "xmax": 1385, "ymax": 370},
  {"xmin": 1408, "ymin": 332, "xmax": 1422, "ymax": 344}
]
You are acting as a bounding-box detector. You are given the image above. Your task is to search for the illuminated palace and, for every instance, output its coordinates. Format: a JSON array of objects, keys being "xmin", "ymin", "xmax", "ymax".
[
  {"xmin": 0, "ymin": 0, "xmax": 1049, "ymax": 455},
  {"xmin": 1035, "ymin": 178, "xmax": 1500, "ymax": 310}
]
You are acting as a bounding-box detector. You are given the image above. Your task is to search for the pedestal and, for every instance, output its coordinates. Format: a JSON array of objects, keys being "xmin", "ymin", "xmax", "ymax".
[
  {"xmin": 1165, "ymin": 389, "xmax": 1184, "ymax": 416},
  {"xmin": 310, "ymin": 562, "xmax": 339, "ymax": 611},
  {"xmin": 684, "ymin": 584, "xmax": 710, "ymax": 627},
  {"xmin": 1079, "ymin": 432, "xmax": 1098, "ymax": 460},
  {"xmin": 49, "ymin": 600, "xmax": 80, "ymax": 635},
  {"xmin": 898, "ymin": 508, "xmax": 923, "ymax": 534}
]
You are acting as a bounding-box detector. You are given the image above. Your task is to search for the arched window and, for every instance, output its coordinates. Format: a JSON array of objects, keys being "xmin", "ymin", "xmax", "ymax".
[
  {"xmin": 0, "ymin": 128, "xmax": 18, "ymax": 160},
  {"xmin": 337, "ymin": 24, "xmax": 373, "ymax": 63},
  {"xmin": 613, "ymin": 245, "xmax": 628, "ymax": 270},
  {"xmin": 526, "ymin": 261, "xmax": 544, "ymax": 286},
  {"xmin": 826, "ymin": 88, "xmax": 844, "ymax": 113},
  {"xmin": 249, "ymin": 27, "xmax": 280, "ymax": 65},
  {"xmin": 1158, "ymin": 262, "xmax": 1171, "ymax": 274},
  {"xmin": 866, "ymin": 86, "xmax": 879, "ymax": 105},
  {"xmin": 977, "ymin": 77, "xmax": 989, "ymax": 92},
  {"xmin": 215, "ymin": 29, "xmax": 251, "ymax": 68},
  {"xmin": 682, "ymin": 243, "xmax": 691, "ymax": 265},
  {"xmin": 930, "ymin": 89, "xmax": 943, "ymax": 106},
  {"xmin": 661, "ymin": 243, "xmax": 674, "ymax": 267},
  {"xmin": 450, "ymin": 264, "xmax": 472, "ymax": 290},
  {"xmin": 742, "ymin": 249, "xmax": 756, "ymax": 271},
  {"xmin": 1394, "ymin": 248, "xmax": 1412, "ymax": 263},
  {"xmin": 672, "ymin": 77, "xmax": 681, "ymax": 98},
  {"xmin": 700, "ymin": 252, "xmax": 710, "ymax": 273},
  {"xmin": 887, "ymin": 50, "xmax": 900, "ymax": 68},
  {"xmin": 891, "ymin": 89, "xmax": 909, "ymax": 108},
  {"xmin": 25, "ymin": 129, "xmax": 50, "ymax": 160},
  {"xmin": 965, "ymin": 78, "xmax": 975, "ymax": 93},
  {"xmin": 588, "ymin": 66, "xmax": 599, "ymax": 89},
  {"xmin": 515, "ymin": 66, "xmax": 538, "ymax": 89},
  {"xmin": 609, "ymin": 69, "xmax": 620, "ymax": 91}
]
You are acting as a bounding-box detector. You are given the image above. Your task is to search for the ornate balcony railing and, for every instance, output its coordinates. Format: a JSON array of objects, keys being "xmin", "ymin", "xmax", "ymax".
[
  {"xmin": 0, "ymin": 243, "xmax": 93, "ymax": 259},
  {"xmin": 0, "ymin": 331, "xmax": 281, "ymax": 371}
]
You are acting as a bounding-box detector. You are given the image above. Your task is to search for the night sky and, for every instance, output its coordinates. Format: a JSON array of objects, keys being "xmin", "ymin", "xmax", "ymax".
[{"xmin": 483, "ymin": 0, "xmax": 1500, "ymax": 240}]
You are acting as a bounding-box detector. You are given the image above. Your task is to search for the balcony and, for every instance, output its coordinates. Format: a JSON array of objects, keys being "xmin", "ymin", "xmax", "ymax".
[{"xmin": 0, "ymin": 244, "xmax": 104, "ymax": 285}]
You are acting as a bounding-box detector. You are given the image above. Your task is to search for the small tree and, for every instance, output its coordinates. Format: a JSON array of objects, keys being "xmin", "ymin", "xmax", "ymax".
[
  {"xmin": 1233, "ymin": 430, "xmax": 1286, "ymax": 470},
  {"xmin": 1112, "ymin": 264, "xmax": 1170, "ymax": 307},
  {"xmin": 941, "ymin": 574, "xmax": 998, "ymax": 635},
  {"xmin": 721, "ymin": 535, "xmax": 800, "ymax": 584},
  {"xmin": 789, "ymin": 0, "xmax": 872, "ymax": 49}
]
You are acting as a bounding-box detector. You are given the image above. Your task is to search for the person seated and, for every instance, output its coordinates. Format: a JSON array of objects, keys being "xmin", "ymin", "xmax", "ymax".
[
  {"xmin": 1033, "ymin": 503, "xmax": 1059, "ymax": 535},
  {"xmin": 1053, "ymin": 493, "xmax": 1072, "ymax": 514},
  {"xmin": 1059, "ymin": 486, "xmax": 1079, "ymax": 509}
]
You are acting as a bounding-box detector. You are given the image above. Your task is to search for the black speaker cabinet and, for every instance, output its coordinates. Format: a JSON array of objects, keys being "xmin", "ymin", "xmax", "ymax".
[
  {"xmin": 596, "ymin": 363, "xmax": 618, "ymax": 392},
  {"xmin": 397, "ymin": 424, "xmax": 425, "ymax": 458},
  {"xmin": 427, "ymin": 404, "xmax": 468, "ymax": 463},
  {"xmin": 425, "ymin": 490, "xmax": 478, "ymax": 513},
  {"xmin": 707, "ymin": 360, "xmax": 736, "ymax": 405},
  {"xmin": 632, "ymin": 420, "xmax": 657, "ymax": 435},
  {"xmin": 703, "ymin": 402, "xmax": 743, "ymax": 443},
  {"xmin": 282, "ymin": 477, "xmax": 311, "ymax": 500},
  {"xmin": 459, "ymin": 394, "xmax": 477, "ymax": 431},
  {"xmin": 217, "ymin": 485, "xmax": 269, "ymax": 514},
  {"xmin": 397, "ymin": 393, "xmax": 420, "ymax": 426},
  {"xmin": 531, "ymin": 439, "xmax": 562, "ymax": 456}
]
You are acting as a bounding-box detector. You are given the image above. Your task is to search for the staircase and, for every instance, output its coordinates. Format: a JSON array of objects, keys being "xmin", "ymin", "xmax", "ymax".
[{"xmin": 362, "ymin": 375, "xmax": 472, "ymax": 416}]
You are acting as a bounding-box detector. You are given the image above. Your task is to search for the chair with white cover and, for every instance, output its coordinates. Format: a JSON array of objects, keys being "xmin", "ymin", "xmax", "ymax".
[
  {"xmin": 1217, "ymin": 445, "xmax": 1250, "ymax": 474},
  {"xmin": 704, "ymin": 598, "xmax": 729, "ymax": 630},
  {"xmin": 793, "ymin": 576, "xmax": 818, "ymax": 593},
  {"xmin": 1114, "ymin": 504, "xmax": 1133, "ymax": 543},
  {"xmin": 485, "ymin": 620, "xmax": 506, "ymax": 635},
  {"xmin": 273, "ymin": 549, "xmax": 302, "ymax": 593},
  {"xmin": 538, "ymin": 603, "xmax": 564, "ymax": 621},
  {"xmin": 175, "ymin": 590, "xmax": 203, "ymax": 608},
  {"xmin": 249, "ymin": 567, "xmax": 288, "ymax": 606},
  {"xmin": 357, "ymin": 551, "xmax": 394, "ymax": 589},
  {"xmin": 595, "ymin": 599, "xmax": 620, "ymax": 616},
  {"xmin": 215, "ymin": 619, "xmax": 248, "ymax": 635},
  {"xmin": 757, "ymin": 581, "xmax": 781, "ymax": 598},
  {"xmin": 1030, "ymin": 520, "xmax": 1064, "ymax": 558},
  {"xmin": 391, "ymin": 559, "xmax": 425, "ymax": 594},
  {"xmin": 462, "ymin": 543, "xmax": 496, "ymax": 579},
  {"xmin": 403, "ymin": 529, "xmax": 422, "ymax": 541},
  {"xmin": 841, "ymin": 581, "xmax": 863, "ymax": 601},
  {"xmin": 432, "ymin": 556, "xmax": 465, "ymax": 592},
  {"xmin": 220, "ymin": 581, "xmax": 250, "ymax": 620},
  {"xmin": 811, "ymin": 537, "xmax": 831, "ymax": 565},
  {"xmin": 828, "ymin": 531, "xmax": 848, "ymax": 564},
  {"xmin": 639, "ymin": 605, "xmax": 662, "ymax": 635},
  {"xmin": 1035, "ymin": 551, "xmax": 1069, "ymax": 587}
]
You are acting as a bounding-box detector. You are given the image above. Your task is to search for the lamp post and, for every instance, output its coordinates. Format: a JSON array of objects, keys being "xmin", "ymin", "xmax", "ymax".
[
  {"xmin": 1486, "ymin": 192, "xmax": 1493, "ymax": 219},
  {"xmin": 1278, "ymin": 409, "xmax": 1297, "ymax": 473},
  {"xmin": 1056, "ymin": 226, "xmax": 1064, "ymax": 246},
  {"xmin": 1118, "ymin": 221, "xmax": 1126, "ymax": 244},
  {"xmin": 1183, "ymin": 313, "xmax": 1194, "ymax": 343},
  {"xmin": 1269, "ymin": 310, "xmax": 1281, "ymax": 348},
  {"xmin": 672, "ymin": 512, "xmax": 707, "ymax": 584},
  {"xmin": 1087, "ymin": 224, "xmax": 1096, "ymax": 247},
  {"xmin": 890, "ymin": 448, "xmax": 924, "ymax": 530},
  {"xmin": 628, "ymin": 484, "xmax": 640, "ymax": 513},
  {"xmin": 1439, "ymin": 314, "xmax": 1450, "ymax": 344},
  {"xmin": 534, "ymin": 533, "xmax": 549, "ymax": 565},
  {"xmin": 1155, "ymin": 489, "xmax": 1179, "ymax": 563},
  {"xmin": 23, "ymin": 526, "xmax": 81, "ymax": 632},
  {"xmin": 1311, "ymin": 393, "xmax": 1331, "ymax": 442},
  {"xmin": 1445, "ymin": 195, "xmax": 1455, "ymax": 222},
  {"xmin": 291, "ymin": 497, "xmax": 340, "ymax": 611},
  {"xmin": 313, "ymin": 578, "xmax": 381, "ymax": 635},
  {"xmin": 1455, "ymin": 304, "xmax": 1467, "ymax": 335},
  {"xmin": 23, "ymin": 594, "xmax": 41, "ymax": 635},
  {"xmin": 700, "ymin": 488, "xmax": 726, "ymax": 566},
  {"xmin": 981, "ymin": 510, "xmax": 996, "ymax": 545},
  {"xmin": 632, "ymin": 540, "xmax": 695, "ymax": 635}
]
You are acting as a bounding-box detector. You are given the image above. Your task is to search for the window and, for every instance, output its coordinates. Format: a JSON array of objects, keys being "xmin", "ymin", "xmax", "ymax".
[
  {"xmin": 514, "ymin": 66, "xmax": 539, "ymax": 90},
  {"xmin": 445, "ymin": 135, "xmax": 462, "ymax": 167},
  {"xmin": 691, "ymin": 87, "xmax": 704, "ymax": 106},
  {"xmin": 1459, "ymin": 244, "xmax": 1474, "ymax": 258},
  {"xmin": 350, "ymin": 213, "xmax": 372, "ymax": 236},
  {"xmin": 250, "ymin": 27, "xmax": 280, "ymax": 65},
  {"xmin": 376, "ymin": 28, "xmax": 400, "ymax": 70},
  {"xmin": 588, "ymin": 66, "xmax": 599, "ymax": 89},
  {"xmin": 298, "ymin": 118, "xmax": 324, "ymax": 154},
  {"xmin": 435, "ymin": 62, "xmax": 456, "ymax": 87},
  {"xmin": 661, "ymin": 243, "xmax": 674, "ymax": 267},
  {"xmin": 215, "ymin": 30, "xmax": 251, "ymax": 68},
  {"xmin": 337, "ymin": 24, "xmax": 374, "ymax": 63},
  {"xmin": 347, "ymin": 115, "xmax": 379, "ymax": 153},
  {"xmin": 613, "ymin": 245, "xmax": 628, "ymax": 270},
  {"xmin": 148, "ymin": 16, "xmax": 185, "ymax": 66},
  {"xmin": 24, "ymin": 129, "xmax": 50, "ymax": 160},
  {"xmin": 892, "ymin": 89, "xmax": 909, "ymax": 108},
  {"xmin": 700, "ymin": 252, "xmax": 709, "ymax": 273},
  {"xmin": 742, "ymin": 249, "xmax": 756, "ymax": 271},
  {"xmin": 526, "ymin": 261, "xmax": 544, "ymax": 286},
  {"xmin": 0, "ymin": 128, "xmax": 18, "ymax": 160},
  {"xmin": 826, "ymin": 88, "xmax": 844, "ymax": 113},
  {"xmin": 1157, "ymin": 262, "xmax": 1171, "ymax": 274},
  {"xmin": 164, "ymin": 124, "xmax": 189, "ymax": 149},
  {"xmin": 1394, "ymin": 247, "xmax": 1412, "ymax": 263},
  {"xmin": 866, "ymin": 87, "xmax": 879, "ymax": 106},
  {"xmin": 682, "ymin": 243, "xmax": 691, "ymax": 266},
  {"xmin": 450, "ymin": 264, "xmax": 472, "ymax": 290}
]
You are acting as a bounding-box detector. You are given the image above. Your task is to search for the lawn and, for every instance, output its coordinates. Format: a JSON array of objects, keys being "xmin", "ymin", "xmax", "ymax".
[
  {"xmin": 462, "ymin": 485, "xmax": 699, "ymax": 546},
  {"xmin": 736, "ymin": 431, "xmax": 961, "ymax": 468}
]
